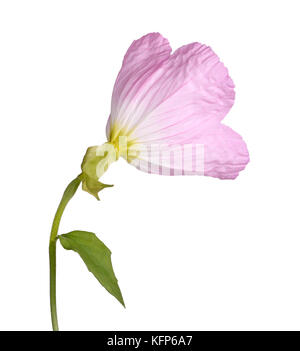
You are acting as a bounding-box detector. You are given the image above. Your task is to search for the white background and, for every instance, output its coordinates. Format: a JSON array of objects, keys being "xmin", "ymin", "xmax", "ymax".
[{"xmin": 0, "ymin": 0, "xmax": 299, "ymax": 331}]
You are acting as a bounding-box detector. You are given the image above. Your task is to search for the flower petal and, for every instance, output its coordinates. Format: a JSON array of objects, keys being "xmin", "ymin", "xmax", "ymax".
[
  {"xmin": 108, "ymin": 39, "xmax": 235, "ymax": 144},
  {"xmin": 106, "ymin": 32, "xmax": 172, "ymax": 140},
  {"xmin": 129, "ymin": 43, "xmax": 235, "ymax": 143},
  {"xmin": 128, "ymin": 123, "xmax": 249, "ymax": 180}
]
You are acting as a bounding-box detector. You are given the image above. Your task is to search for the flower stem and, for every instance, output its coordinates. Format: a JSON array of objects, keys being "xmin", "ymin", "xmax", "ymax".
[{"xmin": 49, "ymin": 174, "xmax": 82, "ymax": 331}]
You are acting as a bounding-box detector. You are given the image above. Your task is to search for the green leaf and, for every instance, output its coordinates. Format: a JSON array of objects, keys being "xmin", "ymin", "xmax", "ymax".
[{"xmin": 58, "ymin": 230, "xmax": 125, "ymax": 307}]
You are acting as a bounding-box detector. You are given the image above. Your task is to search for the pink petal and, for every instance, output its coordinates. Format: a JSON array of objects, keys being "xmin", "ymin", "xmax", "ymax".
[
  {"xmin": 197, "ymin": 123, "xmax": 249, "ymax": 179},
  {"xmin": 129, "ymin": 42, "xmax": 235, "ymax": 143},
  {"xmin": 106, "ymin": 33, "xmax": 172, "ymax": 139},
  {"xmin": 129, "ymin": 124, "xmax": 249, "ymax": 179}
]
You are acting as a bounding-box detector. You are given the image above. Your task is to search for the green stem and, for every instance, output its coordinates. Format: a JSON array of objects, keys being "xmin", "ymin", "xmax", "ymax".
[{"xmin": 49, "ymin": 174, "xmax": 82, "ymax": 331}]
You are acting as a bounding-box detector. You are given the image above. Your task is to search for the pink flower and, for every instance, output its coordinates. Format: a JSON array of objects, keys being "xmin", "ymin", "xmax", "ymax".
[
  {"xmin": 105, "ymin": 33, "xmax": 249, "ymax": 180},
  {"xmin": 50, "ymin": 34, "xmax": 251, "ymax": 330}
]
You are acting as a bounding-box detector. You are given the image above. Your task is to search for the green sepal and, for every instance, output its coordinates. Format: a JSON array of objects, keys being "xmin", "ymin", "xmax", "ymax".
[
  {"xmin": 81, "ymin": 145, "xmax": 116, "ymax": 200},
  {"xmin": 81, "ymin": 173, "xmax": 113, "ymax": 200},
  {"xmin": 59, "ymin": 230, "xmax": 125, "ymax": 307}
]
